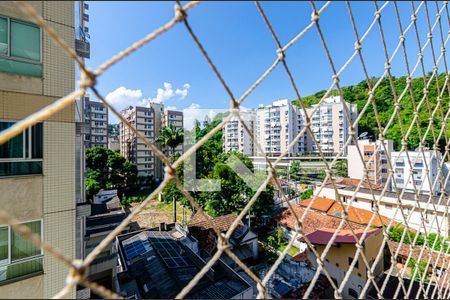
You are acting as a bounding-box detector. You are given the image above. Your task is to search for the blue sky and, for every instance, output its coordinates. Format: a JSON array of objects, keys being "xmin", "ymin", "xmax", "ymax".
[{"xmin": 85, "ymin": 1, "xmax": 444, "ymax": 123}]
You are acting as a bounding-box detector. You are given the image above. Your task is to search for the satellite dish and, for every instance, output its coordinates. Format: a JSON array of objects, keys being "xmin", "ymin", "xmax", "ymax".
[{"xmin": 359, "ymin": 132, "xmax": 368, "ymax": 139}]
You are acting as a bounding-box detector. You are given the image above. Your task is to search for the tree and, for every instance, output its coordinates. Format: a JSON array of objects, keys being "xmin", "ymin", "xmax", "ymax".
[
  {"xmin": 85, "ymin": 146, "xmax": 138, "ymax": 200},
  {"xmin": 156, "ymin": 124, "xmax": 184, "ymax": 160},
  {"xmin": 277, "ymin": 227, "xmax": 284, "ymax": 245},
  {"xmin": 289, "ymin": 160, "xmax": 301, "ymax": 181},
  {"xmin": 204, "ymin": 151, "xmax": 275, "ymax": 218}
]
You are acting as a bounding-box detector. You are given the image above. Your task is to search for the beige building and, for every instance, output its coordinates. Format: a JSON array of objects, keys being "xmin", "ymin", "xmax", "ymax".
[
  {"xmin": 306, "ymin": 96, "xmax": 358, "ymax": 155},
  {"xmin": 85, "ymin": 96, "xmax": 108, "ymax": 148},
  {"xmin": 120, "ymin": 106, "xmax": 157, "ymax": 179},
  {"xmin": 0, "ymin": 2, "xmax": 76, "ymax": 298},
  {"xmin": 223, "ymin": 109, "xmax": 256, "ymax": 156},
  {"xmin": 347, "ymin": 139, "xmax": 393, "ymax": 185}
]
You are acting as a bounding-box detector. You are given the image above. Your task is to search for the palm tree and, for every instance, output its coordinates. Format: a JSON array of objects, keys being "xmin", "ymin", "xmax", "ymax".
[{"xmin": 156, "ymin": 124, "xmax": 184, "ymax": 159}]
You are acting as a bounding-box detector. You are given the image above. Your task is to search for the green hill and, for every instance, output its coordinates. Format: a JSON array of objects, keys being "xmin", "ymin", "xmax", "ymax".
[{"xmin": 292, "ymin": 74, "xmax": 449, "ymax": 151}]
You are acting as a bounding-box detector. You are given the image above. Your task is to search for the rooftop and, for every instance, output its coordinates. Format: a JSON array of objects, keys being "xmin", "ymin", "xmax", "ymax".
[
  {"xmin": 115, "ymin": 224, "xmax": 251, "ymax": 299},
  {"xmin": 298, "ymin": 228, "xmax": 381, "ymax": 245},
  {"xmin": 326, "ymin": 177, "xmax": 383, "ymax": 190},
  {"xmin": 299, "ymin": 196, "xmax": 391, "ymax": 228}
]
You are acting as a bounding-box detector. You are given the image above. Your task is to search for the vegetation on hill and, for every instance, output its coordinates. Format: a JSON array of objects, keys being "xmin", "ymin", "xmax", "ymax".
[{"xmin": 293, "ymin": 74, "xmax": 449, "ymax": 151}]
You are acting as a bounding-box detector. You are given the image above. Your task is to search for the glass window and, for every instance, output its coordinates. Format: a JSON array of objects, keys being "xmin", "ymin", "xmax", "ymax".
[
  {"xmin": 0, "ymin": 17, "xmax": 7, "ymax": 55},
  {"xmin": 0, "ymin": 227, "xmax": 8, "ymax": 264},
  {"xmin": 0, "ymin": 122, "xmax": 23, "ymax": 159},
  {"xmin": 10, "ymin": 20, "xmax": 40, "ymax": 62},
  {"xmin": 11, "ymin": 221, "xmax": 41, "ymax": 261}
]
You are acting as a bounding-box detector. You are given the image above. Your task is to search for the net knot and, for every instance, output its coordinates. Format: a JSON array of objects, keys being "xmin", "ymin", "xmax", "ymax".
[
  {"xmin": 217, "ymin": 234, "xmax": 229, "ymax": 251},
  {"xmin": 372, "ymin": 204, "xmax": 379, "ymax": 213},
  {"xmin": 256, "ymin": 283, "xmax": 266, "ymax": 296},
  {"xmin": 311, "ymin": 11, "xmax": 320, "ymax": 23},
  {"xmin": 406, "ymin": 76, "xmax": 412, "ymax": 84},
  {"xmin": 423, "ymin": 88, "xmax": 429, "ymax": 95},
  {"xmin": 384, "ymin": 62, "xmax": 391, "ymax": 70},
  {"xmin": 80, "ymin": 68, "xmax": 96, "ymax": 88},
  {"xmin": 332, "ymin": 74, "xmax": 340, "ymax": 83},
  {"xmin": 418, "ymin": 51, "xmax": 423, "ymax": 60},
  {"xmin": 354, "ymin": 41, "xmax": 362, "ymax": 51},
  {"xmin": 428, "ymin": 32, "xmax": 433, "ymax": 39},
  {"xmin": 442, "ymin": 46, "xmax": 446, "ymax": 53},
  {"xmin": 67, "ymin": 259, "xmax": 86, "ymax": 286},
  {"xmin": 374, "ymin": 11, "xmax": 381, "ymax": 20},
  {"xmin": 411, "ymin": 13, "xmax": 417, "ymax": 22},
  {"xmin": 174, "ymin": 3, "xmax": 187, "ymax": 22},
  {"xmin": 164, "ymin": 165, "xmax": 177, "ymax": 179},
  {"xmin": 399, "ymin": 34, "xmax": 405, "ymax": 43},
  {"xmin": 276, "ymin": 48, "xmax": 285, "ymax": 61}
]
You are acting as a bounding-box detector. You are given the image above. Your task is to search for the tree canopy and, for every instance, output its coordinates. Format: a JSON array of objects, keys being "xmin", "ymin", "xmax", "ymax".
[{"xmin": 86, "ymin": 146, "xmax": 138, "ymax": 200}]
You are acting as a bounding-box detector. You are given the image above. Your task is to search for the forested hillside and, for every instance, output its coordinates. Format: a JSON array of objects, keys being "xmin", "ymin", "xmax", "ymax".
[{"xmin": 293, "ymin": 74, "xmax": 449, "ymax": 151}]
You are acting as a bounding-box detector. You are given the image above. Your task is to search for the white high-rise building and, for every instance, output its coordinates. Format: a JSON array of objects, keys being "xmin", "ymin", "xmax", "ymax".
[
  {"xmin": 392, "ymin": 149, "xmax": 443, "ymax": 195},
  {"xmin": 306, "ymin": 96, "xmax": 358, "ymax": 155},
  {"xmin": 255, "ymin": 99, "xmax": 307, "ymax": 157},
  {"xmin": 223, "ymin": 110, "xmax": 256, "ymax": 155}
]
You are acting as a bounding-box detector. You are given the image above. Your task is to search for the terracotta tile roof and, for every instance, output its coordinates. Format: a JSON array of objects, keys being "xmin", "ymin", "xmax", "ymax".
[
  {"xmin": 300, "ymin": 197, "xmax": 335, "ymax": 212},
  {"xmin": 290, "ymin": 251, "xmax": 309, "ymax": 262},
  {"xmin": 275, "ymin": 205, "xmax": 366, "ymax": 235},
  {"xmin": 388, "ymin": 240, "xmax": 450, "ymax": 269},
  {"xmin": 326, "ymin": 202, "xmax": 391, "ymax": 227},
  {"xmin": 189, "ymin": 213, "xmax": 242, "ymax": 232},
  {"xmin": 298, "ymin": 228, "xmax": 381, "ymax": 245},
  {"xmin": 327, "ymin": 177, "xmax": 383, "ymax": 190}
]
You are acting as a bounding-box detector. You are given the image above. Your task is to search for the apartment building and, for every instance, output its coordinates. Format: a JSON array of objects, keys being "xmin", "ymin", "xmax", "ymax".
[
  {"xmin": 120, "ymin": 106, "xmax": 157, "ymax": 179},
  {"xmin": 306, "ymin": 96, "xmax": 358, "ymax": 155},
  {"xmin": 315, "ymin": 178, "xmax": 450, "ymax": 236},
  {"xmin": 256, "ymin": 99, "xmax": 307, "ymax": 157},
  {"xmin": 392, "ymin": 150, "xmax": 442, "ymax": 195},
  {"xmin": 0, "ymin": 2, "xmax": 76, "ymax": 298},
  {"xmin": 223, "ymin": 110, "xmax": 256, "ymax": 155},
  {"xmin": 162, "ymin": 109, "xmax": 184, "ymax": 156},
  {"xmin": 347, "ymin": 139, "xmax": 393, "ymax": 185},
  {"xmin": 85, "ymin": 97, "xmax": 108, "ymax": 148}
]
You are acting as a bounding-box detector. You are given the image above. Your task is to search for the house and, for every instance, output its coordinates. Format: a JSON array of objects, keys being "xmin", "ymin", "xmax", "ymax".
[
  {"xmin": 188, "ymin": 213, "xmax": 258, "ymax": 267},
  {"xmin": 275, "ymin": 197, "xmax": 388, "ymax": 299},
  {"xmin": 114, "ymin": 223, "xmax": 253, "ymax": 299},
  {"xmin": 299, "ymin": 227, "xmax": 384, "ymax": 299},
  {"xmin": 315, "ymin": 177, "xmax": 450, "ymax": 236}
]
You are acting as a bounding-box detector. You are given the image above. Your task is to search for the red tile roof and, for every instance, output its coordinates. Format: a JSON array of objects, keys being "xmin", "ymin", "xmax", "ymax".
[
  {"xmin": 275, "ymin": 205, "xmax": 366, "ymax": 235},
  {"xmin": 300, "ymin": 197, "xmax": 335, "ymax": 212},
  {"xmin": 290, "ymin": 251, "xmax": 309, "ymax": 262},
  {"xmin": 189, "ymin": 213, "xmax": 242, "ymax": 232},
  {"xmin": 388, "ymin": 240, "xmax": 450, "ymax": 269},
  {"xmin": 298, "ymin": 228, "xmax": 381, "ymax": 245},
  {"xmin": 327, "ymin": 202, "xmax": 391, "ymax": 227}
]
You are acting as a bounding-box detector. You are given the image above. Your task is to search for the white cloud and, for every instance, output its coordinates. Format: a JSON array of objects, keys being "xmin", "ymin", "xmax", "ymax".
[
  {"xmin": 105, "ymin": 86, "xmax": 144, "ymax": 109},
  {"xmin": 148, "ymin": 82, "xmax": 190, "ymax": 104},
  {"xmin": 183, "ymin": 104, "xmax": 226, "ymax": 130},
  {"xmin": 166, "ymin": 105, "xmax": 177, "ymax": 110}
]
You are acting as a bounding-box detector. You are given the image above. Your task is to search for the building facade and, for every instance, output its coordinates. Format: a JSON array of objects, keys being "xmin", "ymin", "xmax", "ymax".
[
  {"xmin": 223, "ymin": 110, "xmax": 256, "ymax": 156},
  {"xmin": 120, "ymin": 106, "xmax": 157, "ymax": 178},
  {"xmin": 0, "ymin": 2, "xmax": 76, "ymax": 298},
  {"xmin": 347, "ymin": 139, "xmax": 393, "ymax": 185},
  {"xmin": 85, "ymin": 97, "xmax": 108, "ymax": 148},
  {"xmin": 256, "ymin": 99, "xmax": 306, "ymax": 157},
  {"xmin": 392, "ymin": 150, "xmax": 441, "ymax": 195},
  {"xmin": 306, "ymin": 96, "xmax": 358, "ymax": 155},
  {"xmin": 162, "ymin": 109, "xmax": 184, "ymax": 156}
]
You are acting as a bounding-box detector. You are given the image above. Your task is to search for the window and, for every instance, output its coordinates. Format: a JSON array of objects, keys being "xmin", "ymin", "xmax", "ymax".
[
  {"xmin": 0, "ymin": 220, "xmax": 43, "ymax": 282},
  {"xmin": 348, "ymin": 288, "xmax": 358, "ymax": 298},
  {"xmin": 349, "ymin": 257, "xmax": 359, "ymax": 269},
  {"xmin": 0, "ymin": 121, "xmax": 43, "ymax": 176},
  {"xmin": 0, "ymin": 17, "xmax": 42, "ymax": 77}
]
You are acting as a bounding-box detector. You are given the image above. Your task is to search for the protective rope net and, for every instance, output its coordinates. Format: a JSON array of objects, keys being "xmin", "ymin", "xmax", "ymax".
[{"xmin": 0, "ymin": 1, "xmax": 450, "ymax": 299}]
